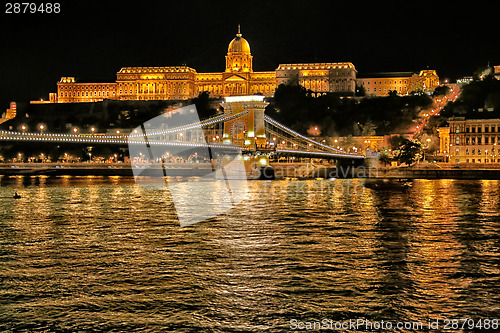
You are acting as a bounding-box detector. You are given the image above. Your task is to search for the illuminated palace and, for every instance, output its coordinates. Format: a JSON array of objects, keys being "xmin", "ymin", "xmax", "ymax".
[
  {"xmin": 357, "ymin": 70, "xmax": 440, "ymax": 97},
  {"xmin": 49, "ymin": 27, "xmax": 357, "ymax": 104}
]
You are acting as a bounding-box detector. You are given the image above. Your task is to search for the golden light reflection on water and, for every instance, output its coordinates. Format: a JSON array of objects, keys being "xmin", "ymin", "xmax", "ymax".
[{"xmin": 0, "ymin": 177, "xmax": 499, "ymax": 331}]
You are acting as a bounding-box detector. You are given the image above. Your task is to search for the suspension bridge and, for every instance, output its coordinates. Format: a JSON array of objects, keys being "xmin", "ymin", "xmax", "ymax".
[{"xmin": 0, "ymin": 95, "xmax": 364, "ymax": 166}]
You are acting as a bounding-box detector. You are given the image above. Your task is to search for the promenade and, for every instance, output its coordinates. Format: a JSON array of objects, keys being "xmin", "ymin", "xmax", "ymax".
[{"xmin": 2, "ymin": 162, "xmax": 500, "ymax": 179}]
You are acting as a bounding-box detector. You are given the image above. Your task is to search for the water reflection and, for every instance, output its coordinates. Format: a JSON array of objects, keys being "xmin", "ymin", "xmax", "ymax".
[{"xmin": 0, "ymin": 177, "xmax": 498, "ymax": 331}]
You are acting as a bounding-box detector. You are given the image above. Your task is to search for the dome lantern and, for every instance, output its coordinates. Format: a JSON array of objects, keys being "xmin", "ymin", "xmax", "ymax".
[{"xmin": 226, "ymin": 25, "xmax": 253, "ymax": 73}]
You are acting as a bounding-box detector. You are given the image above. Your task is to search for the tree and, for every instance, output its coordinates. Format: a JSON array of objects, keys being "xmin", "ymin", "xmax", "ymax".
[
  {"xmin": 355, "ymin": 84, "xmax": 366, "ymax": 97},
  {"xmin": 388, "ymin": 135, "xmax": 406, "ymax": 150},
  {"xmin": 432, "ymin": 85, "xmax": 450, "ymax": 97},
  {"xmin": 378, "ymin": 151, "xmax": 392, "ymax": 166},
  {"xmin": 395, "ymin": 139, "xmax": 422, "ymax": 166},
  {"xmin": 440, "ymin": 76, "xmax": 500, "ymax": 117},
  {"xmin": 473, "ymin": 66, "xmax": 492, "ymax": 81},
  {"xmin": 194, "ymin": 91, "xmax": 217, "ymax": 120},
  {"xmin": 360, "ymin": 120, "xmax": 376, "ymax": 136}
]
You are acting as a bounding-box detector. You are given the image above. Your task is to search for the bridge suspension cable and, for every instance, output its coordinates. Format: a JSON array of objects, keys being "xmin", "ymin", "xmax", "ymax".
[
  {"xmin": 128, "ymin": 111, "xmax": 249, "ymax": 137},
  {"xmin": 264, "ymin": 115, "xmax": 342, "ymax": 154}
]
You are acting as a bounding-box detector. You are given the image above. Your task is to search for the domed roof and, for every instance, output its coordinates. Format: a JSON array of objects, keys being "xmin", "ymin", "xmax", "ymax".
[{"xmin": 228, "ymin": 26, "xmax": 251, "ymax": 54}]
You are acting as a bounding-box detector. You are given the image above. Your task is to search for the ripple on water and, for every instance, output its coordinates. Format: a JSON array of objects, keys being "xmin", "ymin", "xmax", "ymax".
[{"xmin": 0, "ymin": 177, "xmax": 499, "ymax": 331}]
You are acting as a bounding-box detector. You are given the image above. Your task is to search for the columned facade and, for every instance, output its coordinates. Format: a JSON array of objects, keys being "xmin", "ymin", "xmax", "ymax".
[{"xmin": 439, "ymin": 117, "xmax": 500, "ymax": 163}]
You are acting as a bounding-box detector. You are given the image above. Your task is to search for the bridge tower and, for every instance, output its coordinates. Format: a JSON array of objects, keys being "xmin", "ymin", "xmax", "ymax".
[{"xmin": 220, "ymin": 95, "xmax": 268, "ymax": 148}]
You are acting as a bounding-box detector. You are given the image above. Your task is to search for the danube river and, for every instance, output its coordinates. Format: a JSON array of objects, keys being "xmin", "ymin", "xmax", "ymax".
[{"xmin": 0, "ymin": 176, "xmax": 499, "ymax": 332}]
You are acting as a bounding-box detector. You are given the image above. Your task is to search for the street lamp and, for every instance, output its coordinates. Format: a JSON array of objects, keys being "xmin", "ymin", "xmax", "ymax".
[
  {"xmin": 72, "ymin": 127, "xmax": 79, "ymax": 134},
  {"xmin": 20, "ymin": 125, "xmax": 27, "ymax": 133},
  {"xmin": 423, "ymin": 138, "xmax": 431, "ymax": 162},
  {"xmin": 38, "ymin": 124, "xmax": 45, "ymax": 133}
]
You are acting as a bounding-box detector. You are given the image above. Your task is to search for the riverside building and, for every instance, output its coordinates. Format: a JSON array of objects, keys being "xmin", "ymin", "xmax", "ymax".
[{"xmin": 438, "ymin": 116, "xmax": 500, "ymax": 163}]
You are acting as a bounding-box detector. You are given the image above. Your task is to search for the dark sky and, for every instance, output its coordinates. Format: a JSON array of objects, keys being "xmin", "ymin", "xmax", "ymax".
[{"xmin": 1, "ymin": 0, "xmax": 499, "ymax": 109}]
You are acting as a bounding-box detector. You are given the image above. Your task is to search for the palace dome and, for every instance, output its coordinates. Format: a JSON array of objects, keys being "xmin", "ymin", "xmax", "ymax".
[{"xmin": 228, "ymin": 27, "xmax": 251, "ymax": 54}]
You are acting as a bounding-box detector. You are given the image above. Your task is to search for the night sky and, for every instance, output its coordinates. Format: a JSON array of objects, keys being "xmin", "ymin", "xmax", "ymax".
[{"xmin": 1, "ymin": 0, "xmax": 498, "ymax": 109}]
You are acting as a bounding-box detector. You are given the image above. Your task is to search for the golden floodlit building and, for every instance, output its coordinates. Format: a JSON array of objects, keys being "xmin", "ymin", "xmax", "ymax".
[
  {"xmin": 275, "ymin": 63, "xmax": 357, "ymax": 96},
  {"xmin": 357, "ymin": 69, "xmax": 439, "ymax": 97},
  {"xmin": 438, "ymin": 116, "xmax": 500, "ymax": 163},
  {"xmin": 50, "ymin": 27, "xmax": 357, "ymax": 104}
]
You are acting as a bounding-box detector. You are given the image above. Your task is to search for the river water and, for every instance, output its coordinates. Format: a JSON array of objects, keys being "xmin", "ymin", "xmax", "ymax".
[{"xmin": 0, "ymin": 176, "xmax": 499, "ymax": 332}]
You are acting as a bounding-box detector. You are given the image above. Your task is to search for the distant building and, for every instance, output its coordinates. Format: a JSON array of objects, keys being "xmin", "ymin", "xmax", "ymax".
[
  {"xmin": 456, "ymin": 76, "xmax": 473, "ymax": 85},
  {"xmin": 494, "ymin": 65, "xmax": 500, "ymax": 80},
  {"xmin": 357, "ymin": 72, "xmax": 413, "ymax": 96},
  {"xmin": 438, "ymin": 117, "xmax": 500, "ymax": 163},
  {"xmin": 47, "ymin": 27, "xmax": 357, "ymax": 103},
  {"xmin": 0, "ymin": 102, "xmax": 16, "ymax": 124},
  {"xmin": 357, "ymin": 70, "xmax": 440, "ymax": 96},
  {"xmin": 276, "ymin": 63, "xmax": 357, "ymax": 96}
]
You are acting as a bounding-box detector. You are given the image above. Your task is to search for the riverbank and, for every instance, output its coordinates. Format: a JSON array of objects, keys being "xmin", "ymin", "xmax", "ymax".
[
  {"xmin": 0, "ymin": 163, "xmax": 194, "ymax": 177},
  {"xmin": 372, "ymin": 166, "xmax": 500, "ymax": 180},
  {"xmin": 2, "ymin": 163, "xmax": 500, "ymax": 180}
]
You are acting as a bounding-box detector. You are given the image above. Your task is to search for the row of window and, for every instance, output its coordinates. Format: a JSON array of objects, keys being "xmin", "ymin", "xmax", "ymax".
[
  {"xmin": 119, "ymin": 82, "xmax": 190, "ymax": 88},
  {"xmin": 60, "ymin": 91, "xmax": 115, "ymax": 98},
  {"xmin": 465, "ymin": 159, "xmax": 498, "ymax": 163},
  {"xmin": 367, "ymin": 86, "xmax": 405, "ymax": 93},
  {"xmin": 454, "ymin": 125, "xmax": 500, "ymax": 133},
  {"xmin": 59, "ymin": 85, "xmax": 115, "ymax": 91},
  {"xmin": 279, "ymin": 65, "xmax": 353, "ymax": 70},
  {"xmin": 120, "ymin": 89, "xmax": 188, "ymax": 95},
  {"xmin": 120, "ymin": 67, "xmax": 192, "ymax": 73},
  {"xmin": 456, "ymin": 136, "xmax": 500, "ymax": 145},
  {"xmin": 279, "ymin": 71, "xmax": 355, "ymax": 77},
  {"xmin": 464, "ymin": 148, "xmax": 496, "ymax": 155},
  {"xmin": 364, "ymin": 80, "xmax": 409, "ymax": 85}
]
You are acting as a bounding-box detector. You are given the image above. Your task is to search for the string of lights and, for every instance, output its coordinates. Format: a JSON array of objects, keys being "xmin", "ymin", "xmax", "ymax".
[
  {"xmin": 274, "ymin": 149, "xmax": 364, "ymax": 159},
  {"xmin": 0, "ymin": 130, "xmax": 241, "ymax": 150},
  {"xmin": 0, "ymin": 112, "xmax": 361, "ymax": 157},
  {"xmin": 264, "ymin": 115, "xmax": 347, "ymax": 154}
]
